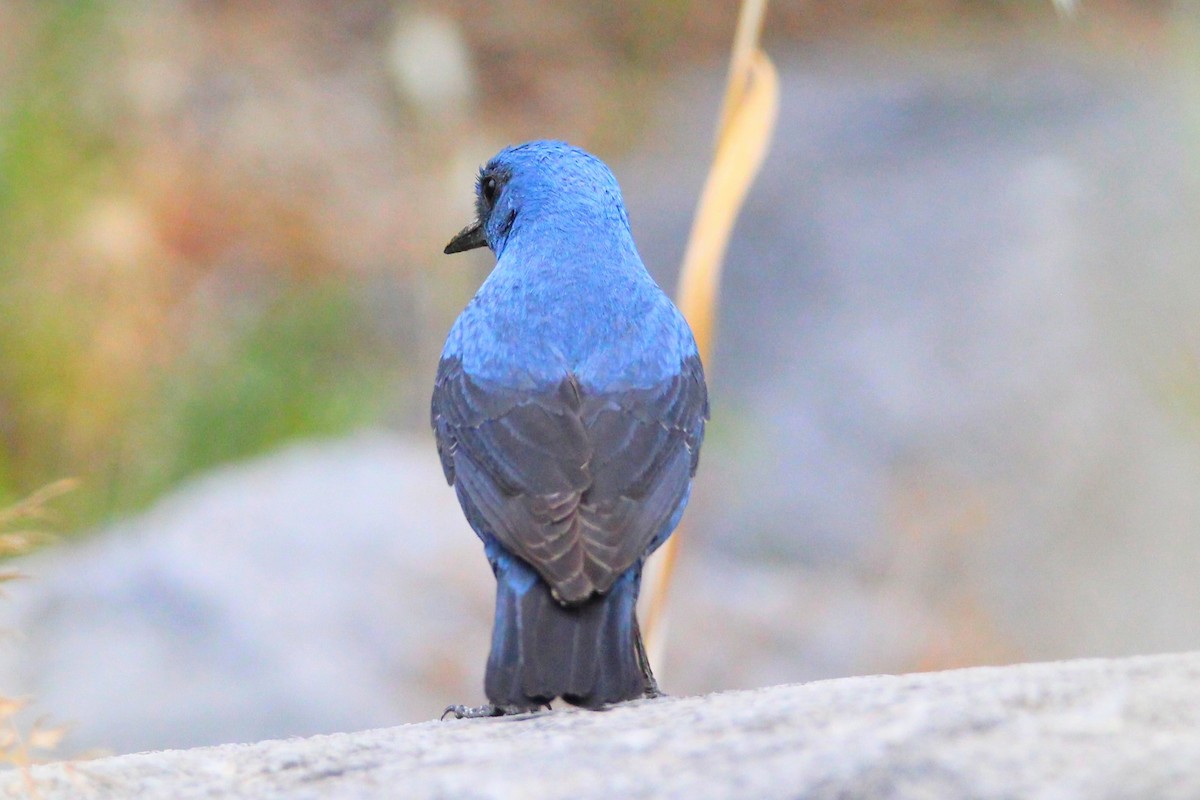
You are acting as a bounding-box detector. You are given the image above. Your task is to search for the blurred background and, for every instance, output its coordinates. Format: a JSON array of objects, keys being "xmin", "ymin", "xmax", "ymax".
[{"xmin": 2, "ymin": 0, "xmax": 1200, "ymax": 757}]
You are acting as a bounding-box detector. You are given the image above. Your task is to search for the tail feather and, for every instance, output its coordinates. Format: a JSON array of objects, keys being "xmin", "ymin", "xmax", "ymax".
[{"xmin": 486, "ymin": 554, "xmax": 647, "ymax": 709}]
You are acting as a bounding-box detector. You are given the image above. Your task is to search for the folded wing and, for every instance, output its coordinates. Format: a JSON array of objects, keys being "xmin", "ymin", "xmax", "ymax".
[{"xmin": 432, "ymin": 355, "xmax": 707, "ymax": 605}]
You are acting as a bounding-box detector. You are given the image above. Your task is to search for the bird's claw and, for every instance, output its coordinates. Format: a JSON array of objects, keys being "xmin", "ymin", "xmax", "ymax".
[
  {"xmin": 440, "ymin": 703, "xmax": 545, "ymax": 720},
  {"xmin": 441, "ymin": 704, "xmax": 501, "ymax": 720}
]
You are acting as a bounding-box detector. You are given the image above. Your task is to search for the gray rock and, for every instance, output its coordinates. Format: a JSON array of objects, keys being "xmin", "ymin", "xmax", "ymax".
[
  {"xmin": 0, "ymin": 433, "xmax": 493, "ymax": 753},
  {"xmin": 621, "ymin": 41, "xmax": 1200, "ymax": 661},
  {"xmin": 8, "ymin": 651, "xmax": 1200, "ymax": 800},
  {"xmin": 0, "ymin": 433, "xmax": 940, "ymax": 756}
]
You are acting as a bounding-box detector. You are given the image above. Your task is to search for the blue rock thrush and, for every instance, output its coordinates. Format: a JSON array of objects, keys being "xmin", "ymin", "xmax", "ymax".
[{"xmin": 433, "ymin": 141, "xmax": 708, "ymax": 718}]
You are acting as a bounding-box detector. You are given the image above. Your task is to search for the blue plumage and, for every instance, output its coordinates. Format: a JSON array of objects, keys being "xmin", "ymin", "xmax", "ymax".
[{"xmin": 433, "ymin": 141, "xmax": 708, "ymax": 716}]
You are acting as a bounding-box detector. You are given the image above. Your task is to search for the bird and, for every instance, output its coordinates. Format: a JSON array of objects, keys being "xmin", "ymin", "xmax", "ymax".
[{"xmin": 432, "ymin": 140, "xmax": 708, "ymax": 718}]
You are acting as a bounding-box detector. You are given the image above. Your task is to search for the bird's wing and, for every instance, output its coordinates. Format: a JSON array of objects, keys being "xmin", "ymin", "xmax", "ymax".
[{"xmin": 432, "ymin": 355, "xmax": 707, "ymax": 604}]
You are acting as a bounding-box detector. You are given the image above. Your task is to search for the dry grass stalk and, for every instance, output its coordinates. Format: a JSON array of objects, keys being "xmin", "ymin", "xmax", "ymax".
[
  {"xmin": 0, "ymin": 481, "xmax": 75, "ymax": 796},
  {"xmin": 640, "ymin": 0, "xmax": 779, "ymax": 669}
]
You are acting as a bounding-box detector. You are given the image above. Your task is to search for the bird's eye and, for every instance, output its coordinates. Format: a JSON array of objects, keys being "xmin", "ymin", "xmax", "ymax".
[{"xmin": 482, "ymin": 176, "xmax": 498, "ymax": 205}]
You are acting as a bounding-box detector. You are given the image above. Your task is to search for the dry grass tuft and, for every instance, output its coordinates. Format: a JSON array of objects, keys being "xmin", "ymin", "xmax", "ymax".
[{"xmin": 0, "ymin": 480, "xmax": 75, "ymax": 796}]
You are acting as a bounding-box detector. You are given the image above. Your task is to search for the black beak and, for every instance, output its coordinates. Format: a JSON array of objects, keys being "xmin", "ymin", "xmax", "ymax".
[{"xmin": 443, "ymin": 220, "xmax": 488, "ymax": 254}]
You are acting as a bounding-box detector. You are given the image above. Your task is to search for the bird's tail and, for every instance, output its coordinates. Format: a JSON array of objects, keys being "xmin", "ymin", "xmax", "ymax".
[{"xmin": 485, "ymin": 554, "xmax": 649, "ymax": 710}]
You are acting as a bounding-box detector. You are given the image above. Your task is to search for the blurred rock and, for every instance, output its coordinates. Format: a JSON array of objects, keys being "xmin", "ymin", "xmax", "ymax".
[
  {"xmin": 620, "ymin": 40, "xmax": 1200, "ymax": 665},
  {"xmin": 0, "ymin": 434, "xmax": 491, "ymax": 754},
  {"xmin": 0, "ymin": 433, "xmax": 948, "ymax": 755}
]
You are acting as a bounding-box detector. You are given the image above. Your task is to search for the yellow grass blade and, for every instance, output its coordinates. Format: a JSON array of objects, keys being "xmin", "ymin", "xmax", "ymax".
[
  {"xmin": 0, "ymin": 483, "xmax": 74, "ymax": 790},
  {"xmin": 715, "ymin": 0, "xmax": 772, "ymax": 150},
  {"xmin": 640, "ymin": 0, "xmax": 779, "ymax": 670},
  {"xmin": 27, "ymin": 722, "xmax": 68, "ymax": 752},
  {"xmin": 0, "ymin": 479, "xmax": 78, "ymax": 529},
  {"xmin": 676, "ymin": 50, "xmax": 779, "ymax": 360},
  {"xmin": 0, "ymin": 698, "xmax": 26, "ymax": 720}
]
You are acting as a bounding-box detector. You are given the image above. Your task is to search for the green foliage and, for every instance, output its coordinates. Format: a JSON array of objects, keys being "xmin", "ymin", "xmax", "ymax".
[
  {"xmin": 0, "ymin": 5, "xmax": 398, "ymax": 530},
  {"xmin": 0, "ymin": 1, "xmax": 115, "ymax": 512}
]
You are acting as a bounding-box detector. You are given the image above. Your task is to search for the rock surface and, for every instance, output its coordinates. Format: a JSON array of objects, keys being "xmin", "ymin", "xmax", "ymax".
[{"xmin": 7, "ymin": 651, "xmax": 1200, "ymax": 800}]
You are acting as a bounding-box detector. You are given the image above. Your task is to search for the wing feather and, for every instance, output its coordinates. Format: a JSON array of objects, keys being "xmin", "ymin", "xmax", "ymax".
[{"xmin": 432, "ymin": 354, "xmax": 707, "ymax": 604}]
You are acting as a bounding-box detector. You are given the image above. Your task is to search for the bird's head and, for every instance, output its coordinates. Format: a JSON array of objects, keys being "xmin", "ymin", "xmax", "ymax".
[{"xmin": 443, "ymin": 140, "xmax": 631, "ymax": 258}]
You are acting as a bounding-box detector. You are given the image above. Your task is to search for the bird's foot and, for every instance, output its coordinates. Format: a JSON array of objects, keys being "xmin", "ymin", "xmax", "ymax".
[
  {"xmin": 440, "ymin": 703, "xmax": 545, "ymax": 720},
  {"xmin": 440, "ymin": 704, "xmax": 504, "ymax": 720}
]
